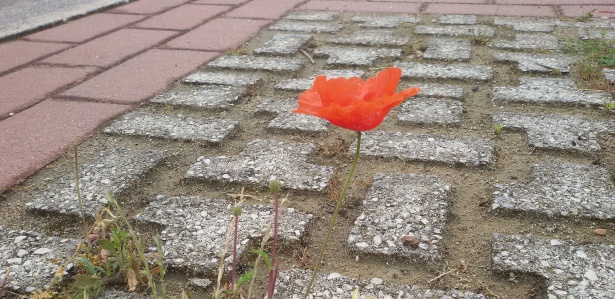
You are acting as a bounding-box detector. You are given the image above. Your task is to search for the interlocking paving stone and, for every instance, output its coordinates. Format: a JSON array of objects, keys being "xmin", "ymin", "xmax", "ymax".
[
  {"xmin": 328, "ymin": 30, "xmax": 409, "ymax": 47},
  {"xmin": 395, "ymin": 62, "xmax": 492, "ymax": 81},
  {"xmin": 284, "ymin": 11, "xmax": 339, "ymax": 21},
  {"xmin": 275, "ymin": 69, "xmax": 365, "ymax": 91},
  {"xmin": 398, "ymin": 98, "xmax": 463, "ymax": 125},
  {"xmin": 416, "ymin": 25, "xmax": 494, "ymax": 37},
  {"xmin": 136, "ymin": 196, "xmax": 313, "ymax": 274},
  {"xmin": 185, "ymin": 139, "xmax": 334, "ymax": 191},
  {"xmin": 268, "ymin": 20, "xmax": 343, "ymax": 33},
  {"xmin": 314, "ymin": 46, "xmax": 401, "ymax": 66},
  {"xmin": 492, "ymin": 234, "xmax": 615, "ymax": 298},
  {"xmin": 255, "ymin": 97, "xmax": 328, "ymax": 132},
  {"xmin": 578, "ymin": 28, "xmax": 615, "ymax": 40},
  {"xmin": 493, "ymin": 17, "xmax": 557, "ymax": 32},
  {"xmin": 0, "ymin": 228, "xmax": 80, "ymax": 293},
  {"xmin": 492, "ymin": 77, "xmax": 612, "ymax": 106},
  {"xmin": 493, "ymin": 112, "xmax": 615, "ymax": 152},
  {"xmin": 254, "ymin": 33, "xmax": 313, "ymax": 55},
  {"xmin": 494, "ymin": 52, "xmax": 576, "ymax": 73},
  {"xmin": 348, "ymin": 173, "xmax": 451, "ymax": 261},
  {"xmin": 605, "ymin": 68, "xmax": 615, "ymax": 83},
  {"xmin": 150, "ymin": 85, "xmax": 246, "ymax": 110},
  {"xmin": 407, "ymin": 83, "xmax": 464, "ymax": 99},
  {"xmin": 355, "ymin": 131, "xmax": 493, "ymax": 166},
  {"xmin": 439, "ymin": 15, "xmax": 476, "ymax": 25},
  {"xmin": 275, "ymin": 269, "xmax": 486, "ymax": 298},
  {"xmin": 423, "ymin": 37, "xmax": 471, "ymax": 61},
  {"xmin": 26, "ymin": 147, "xmax": 165, "ymax": 216},
  {"xmin": 492, "ymin": 163, "xmax": 615, "ymax": 219},
  {"xmin": 491, "ymin": 33, "xmax": 559, "ymax": 50},
  {"xmin": 183, "ymin": 71, "xmax": 263, "ymax": 87},
  {"xmin": 103, "ymin": 111, "xmax": 238, "ymax": 143},
  {"xmin": 351, "ymin": 15, "xmax": 420, "ymax": 28},
  {"xmin": 207, "ymin": 55, "xmax": 303, "ymax": 72}
]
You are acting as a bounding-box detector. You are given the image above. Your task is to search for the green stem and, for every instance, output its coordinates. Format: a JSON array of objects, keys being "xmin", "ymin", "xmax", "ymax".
[{"xmin": 303, "ymin": 131, "xmax": 362, "ymax": 299}]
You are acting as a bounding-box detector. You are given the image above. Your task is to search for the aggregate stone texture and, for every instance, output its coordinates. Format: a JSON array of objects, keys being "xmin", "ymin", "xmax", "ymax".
[
  {"xmin": 328, "ymin": 30, "xmax": 409, "ymax": 47},
  {"xmin": 493, "ymin": 18, "xmax": 558, "ymax": 32},
  {"xmin": 351, "ymin": 15, "xmax": 420, "ymax": 28},
  {"xmin": 494, "ymin": 52, "xmax": 576, "ymax": 73},
  {"xmin": 423, "ymin": 37, "xmax": 471, "ymax": 61},
  {"xmin": 492, "ymin": 163, "xmax": 615, "ymax": 219},
  {"xmin": 395, "ymin": 62, "xmax": 492, "ymax": 81},
  {"xmin": 135, "ymin": 196, "xmax": 313, "ymax": 274},
  {"xmin": 101, "ymin": 290, "xmax": 151, "ymax": 299},
  {"xmin": 185, "ymin": 139, "xmax": 334, "ymax": 191},
  {"xmin": 0, "ymin": 227, "xmax": 80, "ymax": 292},
  {"xmin": 398, "ymin": 98, "xmax": 463, "ymax": 125},
  {"xmin": 492, "ymin": 112, "xmax": 615, "ymax": 152},
  {"xmin": 491, "ymin": 33, "xmax": 559, "ymax": 50},
  {"xmin": 275, "ymin": 269, "xmax": 486, "ymax": 298},
  {"xmin": 150, "ymin": 85, "xmax": 246, "ymax": 110},
  {"xmin": 492, "ymin": 77, "xmax": 612, "ymax": 106},
  {"xmin": 415, "ymin": 25, "xmax": 494, "ymax": 37},
  {"xmin": 578, "ymin": 28, "xmax": 615, "ymax": 40},
  {"xmin": 255, "ymin": 97, "xmax": 328, "ymax": 131},
  {"xmin": 284, "ymin": 11, "xmax": 339, "ymax": 21},
  {"xmin": 348, "ymin": 173, "xmax": 451, "ymax": 262},
  {"xmin": 268, "ymin": 20, "xmax": 343, "ymax": 33},
  {"xmin": 207, "ymin": 55, "xmax": 303, "ymax": 73},
  {"xmin": 492, "ymin": 234, "xmax": 615, "ymax": 298},
  {"xmin": 275, "ymin": 69, "xmax": 365, "ymax": 91},
  {"xmin": 409, "ymin": 83, "xmax": 464, "ymax": 99},
  {"xmin": 254, "ymin": 33, "xmax": 313, "ymax": 55},
  {"xmin": 26, "ymin": 147, "xmax": 165, "ymax": 216},
  {"xmin": 439, "ymin": 15, "xmax": 476, "ymax": 25},
  {"xmin": 314, "ymin": 46, "xmax": 401, "ymax": 66},
  {"xmin": 355, "ymin": 131, "xmax": 493, "ymax": 166},
  {"xmin": 183, "ymin": 71, "xmax": 263, "ymax": 87},
  {"xmin": 103, "ymin": 111, "xmax": 238, "ymax": 143},
  {"xmin": 605, "ymin": 68, "xmax": 615, "ymax": 83}
]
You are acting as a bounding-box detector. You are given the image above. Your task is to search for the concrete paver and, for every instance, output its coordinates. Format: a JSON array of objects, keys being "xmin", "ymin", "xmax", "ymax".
[
  {"xmin": 0, "ymin": 100, "xmax": 131, "ymax": 192},
  {"xmin": 42, "ymin": 28, "xmax": 177, "ymax": 67},
  {"xmin": 0, "ymin": 40, "xmax": 70, "ymax": 74},
  {"xmin": 0, "ymin": 66, "xmax": 95, "ymax": 119},
  {"xmin": 61, "ymin": 49, "xmax": 219, "ymax": 104},
  {"xmin": 24, "ymin": 13, "xmax": 146, "ymax": 43},
  {"xmin": 134, "ymin": 4, "xmax": 231, "ymax": 30}
]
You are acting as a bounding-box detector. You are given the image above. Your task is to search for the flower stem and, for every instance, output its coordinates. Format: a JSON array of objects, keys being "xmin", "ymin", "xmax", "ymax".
[
  {"xmin": 303, "ymin": 131, "xmax": 362, "ymax": 299},
  {"xmin": 267, "ymin": 190, "xmax": 280, "ymax": 299}
]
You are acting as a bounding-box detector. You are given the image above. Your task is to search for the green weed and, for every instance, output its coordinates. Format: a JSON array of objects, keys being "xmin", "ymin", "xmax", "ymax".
[
  {"xmin": 603, "ymin": 101, "xmax": 615, "ymax": 111},
  {"xmin": 493, "ymin": 124, "xmax": 504, "ymax": 135},
  {"xmin": 564, "ymin": 33, "xmax": 615, "ymax": 92}
]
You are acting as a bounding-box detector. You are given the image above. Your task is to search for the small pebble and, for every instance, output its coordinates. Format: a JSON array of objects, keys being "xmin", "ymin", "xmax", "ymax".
[
  {"xmin": 594, "ymin": 228, "xmax": 607, "ymax": 236},
  {"xmin": 402, "ymin": 236, "xmax": 420, "ymax": 248}
]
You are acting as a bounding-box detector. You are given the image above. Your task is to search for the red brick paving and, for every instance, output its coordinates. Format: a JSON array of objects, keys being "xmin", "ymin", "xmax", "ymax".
[
  {"xmin": 42, "ymin": 28, "xmax": 177, "ymax": 67},
  {"xmin": 1, "ymin": 0, "xmax": 614, "ymax": 193},
  {"xmin": 134, "ymin": 4, "xmax": 231, "ymax": 30},
  {"xmin": 423, "ymin": 3, "xmax": 557, "ymax": 17},
  {"xmin": 297, "ymin": 1, "xmax": 422, "ymax": 13},
  {"xmin": 110, "ymin": 0, "xmax": 193, "ymax": 14},
  {"xmin": 24, "ymin": 13, "xmax": 146, "ymax": 43},
  {"xmin": 165, "ymin": 18, "xmax": 271, "ymax": 51},
  {"xmin": 560, "ymin": 5, "xmax": 615, "ymax": 18},
  {"xmin": 193, "ymin": 0, "xmax": 248, "ymax": 4},
  {"xmin": 226, "ymin": 0, "xmax": 305, "ymax": 19},
  {"xmin": 0, "ymin": 66, "xmax": 95, "ymax": 120},
  {"xmin": 0, "ymin": 99, "xmax": 132, "ymax": 192},
  {"xmin": 0, "ymin": 41, "xmax": 71, "ymax": 74},
  {"xmin": 60, "ymin": 49, "xmax": 219, "ymax": 104}
]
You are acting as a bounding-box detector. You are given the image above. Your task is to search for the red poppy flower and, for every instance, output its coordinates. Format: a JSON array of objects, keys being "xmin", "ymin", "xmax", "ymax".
[{"xmin": 293, "ymin": 67, "xmax": 420, "ymax": 132}]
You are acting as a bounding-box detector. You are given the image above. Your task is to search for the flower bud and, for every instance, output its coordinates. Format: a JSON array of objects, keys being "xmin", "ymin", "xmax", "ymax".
[
  {"xmin": 233, "ymin": 205, "xmax": 242, "ymax": 217},
  {"xmin": 268, "ymin": 180, "xmax": 281, "ymax": 193}
]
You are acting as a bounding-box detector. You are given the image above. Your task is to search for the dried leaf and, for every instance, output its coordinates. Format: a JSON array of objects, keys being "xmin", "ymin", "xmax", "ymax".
[{"xmin": 127, "ymin": 269, "xmax": 138, "ymax": 292}]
